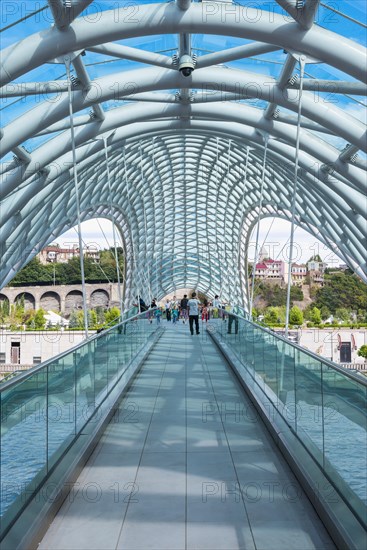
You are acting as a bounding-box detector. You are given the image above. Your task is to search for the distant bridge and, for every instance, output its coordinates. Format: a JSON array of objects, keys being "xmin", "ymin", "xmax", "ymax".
[{"xmin": 0, "ymin": 283, "xmax": 121, "ymax": 314}]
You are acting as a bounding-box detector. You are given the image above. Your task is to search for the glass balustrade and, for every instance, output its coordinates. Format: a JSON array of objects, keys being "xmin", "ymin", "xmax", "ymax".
[
  {"xmin": 211, "ymin": 313, "xmax": 367, "ymax": 528},
  {"xmin": 0, "ymin": 309, "xmax": 159, "ymax": 538}
]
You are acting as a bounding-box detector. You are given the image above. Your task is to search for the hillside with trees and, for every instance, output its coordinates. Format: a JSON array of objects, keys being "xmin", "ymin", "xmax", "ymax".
[
  {"xmin": 313, "ymin": 271, "xmax": 367, "ymax": 313},
  {"xmin": 7, "ymin": 248, "xmax": 124, "ymax": 286},
  {"xmin": 253, "ymin": 270, "xmax": 367, "ymax": 327}
]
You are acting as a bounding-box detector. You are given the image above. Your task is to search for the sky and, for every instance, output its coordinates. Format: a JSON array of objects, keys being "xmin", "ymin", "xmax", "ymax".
[
  {"xmin": 1, "ymin": 1, "xmax": 365, "ymax": 270},
  {"xmin": 54, "ymin": 216, "xmax": 343, "ymax": 267}
]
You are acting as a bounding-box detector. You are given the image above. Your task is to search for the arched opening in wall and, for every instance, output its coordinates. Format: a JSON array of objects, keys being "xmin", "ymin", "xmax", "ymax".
[
  {"xmin": 40, "ymin": 292, "xmax": 61, "ymax": 312},
  {"xmin": 65, "ymin": 291, "xmax": 83, "ymax": 315},
  {"xmin": 247, "ymin": 217, "xmax": 341, "ymax": 274},
  {"xmin": 49, "ymin": 218, "xmax": 124, "ymax": 284},
  {"xmin": 15, "ymin": 292, "xmax": 35, "ymax": 311},
  {"xmin": 160, "ymin": 288, "xmax": 195, "ymax": 305},
  {"xmin": 90, "ymin": 289, "xmax": 109, "ymax": 309}
]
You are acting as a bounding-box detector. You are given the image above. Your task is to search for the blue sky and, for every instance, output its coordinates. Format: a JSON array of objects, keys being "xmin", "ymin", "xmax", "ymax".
[{"xmin": 1, "ymin": 1, "xmax": 365, "ymax": 268}]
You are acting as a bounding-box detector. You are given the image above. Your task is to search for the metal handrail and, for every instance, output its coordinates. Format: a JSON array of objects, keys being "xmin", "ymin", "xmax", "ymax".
[{"xmin": 0, "ymin": 308, "xmax": 152, "ymax": 392}]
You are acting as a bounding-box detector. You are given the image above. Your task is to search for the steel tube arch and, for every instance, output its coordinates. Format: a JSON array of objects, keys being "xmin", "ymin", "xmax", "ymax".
[{"xmin": 1, "ymin": 1, "xmax": 366, "ymax": 310}]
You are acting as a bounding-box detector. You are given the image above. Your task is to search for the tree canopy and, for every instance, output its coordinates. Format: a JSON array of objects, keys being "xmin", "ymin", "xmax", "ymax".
[
  {"xmin": 8, "ymin": 249, "xmax": 124, "ymax": 286},
  {"xmin": 314, "ymin": 272, "xmax": 367, "ymax": 314}
]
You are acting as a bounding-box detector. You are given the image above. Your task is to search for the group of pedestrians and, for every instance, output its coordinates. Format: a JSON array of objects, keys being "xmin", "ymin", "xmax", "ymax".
[
  {"xmin": 139, "ymin": 292, "xmax": 238, "ymax": 335},
  {"xmin": 164, "ymin": 295, "xmax": 189, "ymax": 324},
  {"xmin": 163, "ymin": 292, "xmax": 217, "ymax": 335}
]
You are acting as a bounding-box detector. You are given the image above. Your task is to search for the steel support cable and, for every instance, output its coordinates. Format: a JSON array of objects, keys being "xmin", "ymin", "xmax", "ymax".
[
  {"xmin": 103, "ymin": 137, "xmax": 124, "ymax": 316},
  {"xmin": 151, "ymin": 137, "xmax": 159, "ymax": 298},
  {"xmin": 249, "ymin": 214, "xmax": 278, "ymax": 304},
  {"xmin": 237, "ymin": 146, "xmax": 251, "ymax": 312},
  {"xmin": 244, "ymin": 210, "xmax": 302, "ymax": 311},
  {"xmin": 96, "ymin": 155, "xmax": 128, "ymax": 284},
  {"xmin": 65, "ymin": 58, "xmax": 89, "ymax": 339},
  {"xmin": 249, "ymin": 135, "xmax": 269, "ymax": 318},
  {"xmin": 285, "ymin": 57, "xmax": 306, "ymax": 338},
  {"xmin": 123, "ymin": 149, "xmax": 139, "ymax": 308},
  {"xmin": 124, "ymin": 142, "xmax": 147, "ymax": 297},
  {"xmin": 71, "ymin": 223, "xmax": 114, "ymax": 285},
  {"xmin": 140, "ymin": 141, "xmax": 153, "ymax": 304},
  {"xmin": 319, "ymin": 2, "xmax": 367, "ymax": 29},
  {"xmin": 0, "ymin": 4, "xmax": 48, "ymax": 33},
  {"xmin": 224, "ymin": 140, "xmax": 233, "ymax": 305}
]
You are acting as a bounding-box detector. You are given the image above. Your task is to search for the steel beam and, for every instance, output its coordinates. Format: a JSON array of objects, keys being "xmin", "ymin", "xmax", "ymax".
[
  {"xmin": 48, "ymin": 0, "xmax": 94, "ymax": 30},
  {"xmin": 197, "ymin": 42, "xmax": 280, "ymax": 68},
  {"xmin": 87, "ymin": 43, "xmax": 173, "ymax": 69},
  {"xmin": 2, "ymin": 5, "xmax": 366, "ymax": 85}
]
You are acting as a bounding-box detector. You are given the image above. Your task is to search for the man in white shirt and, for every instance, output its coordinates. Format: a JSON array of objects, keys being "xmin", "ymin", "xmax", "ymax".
[
  {"xmin": 187, "ymin": 292, "xmax": 201, "ymax": 335},
  {"xmin": 212, "ymin": 294, "xmax": 221, "ymax": 319},
  {"xmin": 227, "ymin": 304, "xmax": 239, "ymax": 334},
  {"xmin": 165, "ymin": 299, "xmax": 171, "ymax": 321}
]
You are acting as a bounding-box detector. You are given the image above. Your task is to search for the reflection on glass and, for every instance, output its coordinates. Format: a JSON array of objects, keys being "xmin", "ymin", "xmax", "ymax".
[
  {"xmin": 219, "ymin": 315, "xmax": 367, "ymax": 523},
  {"xmin": 0, "ymin": 312, "xmax": 159, "ymax": 538}
]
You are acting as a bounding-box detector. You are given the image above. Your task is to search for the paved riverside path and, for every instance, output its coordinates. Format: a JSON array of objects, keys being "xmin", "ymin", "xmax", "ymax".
[{"xmin": 39, "ymin": 323, "xmax": 334, "ymax": 550}]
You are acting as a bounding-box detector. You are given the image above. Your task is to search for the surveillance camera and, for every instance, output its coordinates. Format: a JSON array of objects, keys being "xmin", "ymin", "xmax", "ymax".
[{"xmin": 179, "ymin": 54, "xmax": 195, "ymax": 77}]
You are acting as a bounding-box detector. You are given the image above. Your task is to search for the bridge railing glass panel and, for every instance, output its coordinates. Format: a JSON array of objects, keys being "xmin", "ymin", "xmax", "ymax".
[
  {"xmin": 212, "ymin": 313, "xmax": 367, "ymax": 528},
  {"xmin": 0, "ymin": 309, "xmax": 158, "ymax": 540}
]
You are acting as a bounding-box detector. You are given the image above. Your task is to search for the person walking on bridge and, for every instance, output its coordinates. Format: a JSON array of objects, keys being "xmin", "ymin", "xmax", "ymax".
[
  {"xmin": 180, "ymin": 294, "xmax": 188, "ymax": 324},
  {"xmin": 188, "ymin": 292, "xmax": 201, "ymax": 335}
]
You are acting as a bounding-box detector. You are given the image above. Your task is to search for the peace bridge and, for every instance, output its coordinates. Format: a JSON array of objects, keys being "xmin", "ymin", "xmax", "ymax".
[{"xmin": 0, "ymin": 1, "xmax": 366, "ymax": 549}]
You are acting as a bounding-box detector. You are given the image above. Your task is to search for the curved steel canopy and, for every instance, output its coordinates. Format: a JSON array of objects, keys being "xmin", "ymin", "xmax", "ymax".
[{"xmin": 0, "ymin": 1, "xmax": 366, "ymax": 308}]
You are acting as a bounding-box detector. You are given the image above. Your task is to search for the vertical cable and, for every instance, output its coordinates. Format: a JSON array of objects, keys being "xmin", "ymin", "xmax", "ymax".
[
  {"xmin": 140, "ymin": 142, "xmax": 152, "ymax": 304},
  {"xmin": 238, "ymin": 146, "xmax": 250, "ymax": 311},
  {"xmin": 225, "ymin": 140, "xmax": 232, "ymax": 304},
  {"xmin": 65, "ymin": 58, "xmax": 88, "ymax": 339},
  {"xmin": 249, "ymin": 134, "xmax": 269, "ymax": 319},
  {"xmin": 152, "ymin": 137, "xmax": 159, "ymax": 299},
  {"xmin": 124, "ymin": 149, "xmax": 139, "ymax": 310},
  {"xmin": 285, "ymin": 57, "xmax": 306, "ymax": 338},
  {"xmin": 103, "ymin": 137, "xmax": 124, "ymax": 318}
]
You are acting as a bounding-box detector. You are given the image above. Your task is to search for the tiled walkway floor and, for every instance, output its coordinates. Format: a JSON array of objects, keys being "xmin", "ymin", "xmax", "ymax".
[{"xmin": 39, "ymin": 323, "xmax": 335, "ymax": 550}]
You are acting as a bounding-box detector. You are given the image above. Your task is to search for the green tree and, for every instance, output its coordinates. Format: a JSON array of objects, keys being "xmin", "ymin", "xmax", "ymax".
[
  {"xmin": 290, "ymin": 286, "xmax": 304, "ymax": 301},
  {"xmin": 9, "ymin": 258, "xmax": 53, "ymax": 285},
  {"xmin": 68, "ymin": 311, "xmax": 80, "ymax": 329},
  {"xmin": 307, "ymin": 254, "xmax": 322, "ymax": 263},
  {"xmin": 357, "ymin": 345, "xmax": 367, "ymax": 361},
  {"xmin": 309, "ymin": 307, "xmax": 321, "ymax": 325},
  {"xmin": 264, "ymin": 307, "xmax": 279, "ymax": 325},
  {"xmin": 335, "ymin": 308, "xmax": 350, "ymax": 322},
  {"xmin": 105, "ymin": 307, "xmax": 120, "ymax": 325},
  {"xmin": 254, "ymin": 282, "xmax": 303, "ymax": 308},
  {"xmin": 24, "ymin": 309, "xmax": 36, "ymax": 327},
  {"xmin": 88, "ymin": 309, "xmax": 98, "ymax": 328},
  {"xmin": 8, "ymin": 304, "xmax": 24, "ymax": 328},
  {"xmin": 320, "ymin": 306, "xmax": 330, "ymax": 320},
  {"xmin": 0, "ymin": 300, "xmax": 10, "ymax": 323},
  {"xmin": 289, "ymin": 306, "xmax": 303, "ymax": 325},
  {"xmin": 95, "ymin": 306, "xmax": 106, "ymax": 324},
  {"xmin": 16, "ymin": 293, "xmax": 25, "ymax": 312},
  {"xmin": 314, "ymin": 272, "xmax": 367, "ymax": 314},
  {"xmin": 34, "ymin": 308, "xmax": 46, "ymax": 329}
]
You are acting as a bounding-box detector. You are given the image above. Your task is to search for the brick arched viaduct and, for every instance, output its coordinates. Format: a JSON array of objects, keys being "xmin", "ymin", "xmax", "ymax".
[{"xmin": 0, "ymin": 283, "xmax": 121, "ymax": 314}]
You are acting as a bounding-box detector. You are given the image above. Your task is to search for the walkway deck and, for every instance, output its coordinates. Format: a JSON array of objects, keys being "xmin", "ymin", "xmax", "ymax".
[{"xmin": 39, "ymin": 323, "xmax": 335, "ymax": 550}]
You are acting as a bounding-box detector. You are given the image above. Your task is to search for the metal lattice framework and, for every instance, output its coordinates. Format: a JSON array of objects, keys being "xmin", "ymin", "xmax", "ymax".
[{"xmin": 1, "ymin": 1, "xmax": 366, "ymax": 308}]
